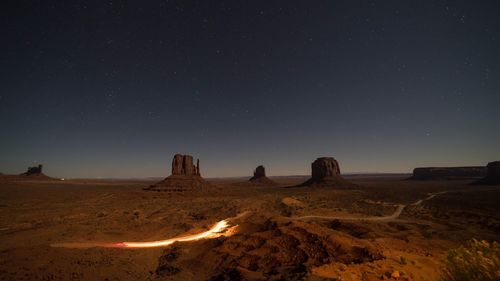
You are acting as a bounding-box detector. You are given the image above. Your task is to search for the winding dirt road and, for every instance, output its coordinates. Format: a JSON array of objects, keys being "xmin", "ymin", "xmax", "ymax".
[{"xmin": 295, "ymin": 192, "xmax": 447, "ymax": 222}]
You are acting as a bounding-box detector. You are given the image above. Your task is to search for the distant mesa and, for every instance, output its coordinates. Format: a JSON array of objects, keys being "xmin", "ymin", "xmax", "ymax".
[
  {"xmin": 145, "ymin": 154, "xmax": 211, "ymax": 192},
  {"xmin": 301, "ymin": 157, "xmax": 352, "ymax": 187},
  {"xmin": 248, "ymin": 165, "xmax": 278, "ymax": 186},
  {"xmin": 474, "ymin": 161, "xmax": 500, "ymax": 185},
  {"xmin": 409, "ymin": 166, "xmax": 486, "ymax": 180}
]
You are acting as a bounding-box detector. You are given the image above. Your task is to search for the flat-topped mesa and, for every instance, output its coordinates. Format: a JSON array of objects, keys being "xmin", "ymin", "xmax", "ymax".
[
  {"xmin": 475, "ymin": 161, "xmax": 500, "ymax": 185},
  {"xmin": 301, "ymin": 157, "xmax": 352, "ymax": 187},
  {"xmin": 410, "ymin": 166, "xmax": 486, "ymax": 180},
  {"xmin": 248, "ymin": 165, "xmax": 277, "ymax": 186},
  {"xmin": 146, "ymin": 154, "xmax": 209, "ymax": 192}
]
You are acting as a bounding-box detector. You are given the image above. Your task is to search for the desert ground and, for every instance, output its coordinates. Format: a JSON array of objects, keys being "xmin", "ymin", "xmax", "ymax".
[{"xmin": 0, "ymin": 176, "xmax": 499, "ymax": 280}]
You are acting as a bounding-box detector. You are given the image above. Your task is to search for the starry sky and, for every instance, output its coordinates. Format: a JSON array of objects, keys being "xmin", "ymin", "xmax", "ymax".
[{"xmin": 1, "ymin": 1, "xmax": 499, "ymax": 178}]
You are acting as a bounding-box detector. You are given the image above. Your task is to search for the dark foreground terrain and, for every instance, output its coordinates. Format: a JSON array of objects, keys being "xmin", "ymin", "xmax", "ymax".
[{"xmin": 0, "ymin": 176, "xmax": 499, "ymax": 280}]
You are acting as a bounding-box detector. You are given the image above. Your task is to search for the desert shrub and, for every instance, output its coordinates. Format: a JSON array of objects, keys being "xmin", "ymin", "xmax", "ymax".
[{"xmin": 440, "ymin": 239, "xmax": 500, "ymax": 281}]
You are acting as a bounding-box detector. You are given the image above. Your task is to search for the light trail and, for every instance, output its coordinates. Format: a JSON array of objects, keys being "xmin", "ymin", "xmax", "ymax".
[
  {"xmin": 51, "ymin": 219, "xmax": 236, "ymax": 249},
  {"xmin": 115, "ymin": 220, "xmax": 232, "ymax": 248}
]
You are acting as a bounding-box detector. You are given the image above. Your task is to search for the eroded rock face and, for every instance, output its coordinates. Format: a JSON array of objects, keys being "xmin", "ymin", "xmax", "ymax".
[
  {"xmin": 410, "ymin": 166, "xmax": 486, "ymax": 180},
  {"xmin": 146, "ymin": 154, "xmax": 209, "ymax": 191},
  {"xmin": 311, "ymin": 157, "xmax": 340, "ymax": 180},
  {"xmin": 172, "ymin": 154, "xmax": 200, "ymax": 176},
  {"xmin": 301, "ymin": 157, "xmax": 351, "ymax": 187}
]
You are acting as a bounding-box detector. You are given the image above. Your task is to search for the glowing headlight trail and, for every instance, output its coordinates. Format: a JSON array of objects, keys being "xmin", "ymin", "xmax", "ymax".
[
  {"xmin": 114, "ymin": 220, "xmax": 232, "ymax": 248},
  {"xmin": 51, "ymin": 219, "xmax": 235, "ymax": 249}
]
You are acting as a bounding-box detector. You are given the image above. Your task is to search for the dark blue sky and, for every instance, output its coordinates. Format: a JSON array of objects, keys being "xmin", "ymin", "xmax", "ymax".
[{"xmin": 1, "ymin": 1, "xmax": 499, "ymax": 178}]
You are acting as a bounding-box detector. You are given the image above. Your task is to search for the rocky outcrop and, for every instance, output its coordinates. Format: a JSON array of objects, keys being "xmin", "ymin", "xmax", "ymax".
[
  {"xmin": 410, "ymin": 166, "xmax": 486, "ymax": 180},
  {"xmin": 301, "ymin": 157, "xmax": 352, "ymax": 187},
  {"xmin": 12, "ymin": 164, "xmax": 53, "ymax": 180},
  {"xmin": 155, "ymin": 215, "xmax": 383, "ymax": 280},
  {"xmin": 248, "ymin": 165, "xmax": 278, "ymax": 186},
  {"xmin": 21, "ymin": 165, "xmax": 43, "ymax": 176},
  {"xmin": 475, "ymin": 161, "xmax": 500, "ymax": 185},
  {"xmin": 146, "ymin": 154, "xmax": 211, "ymax": 191}
]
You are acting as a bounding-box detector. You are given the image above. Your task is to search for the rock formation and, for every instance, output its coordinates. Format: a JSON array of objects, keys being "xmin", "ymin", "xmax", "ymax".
[
  {"xmin": 171, "ymin": 154, "xmax": 200, "ymax": 176},
  {"xmin": 15, "ymin": 164, "xmax": 53, "ymax": 180},
  {"xmin": 301, "ymin": 157, "xmax": 352, "ymax": 187},
  {"xmin": 253, "ymin": 165, "xmax": 266, "ymax": 178},
  {"xmin": 410, "ymin": 166, "xmax": 486, "ymax": 180},
  {"xmin": 248, "ymin": 165, "xmax": 278, "ymax": 186},
  {"xmin": 22, "ymin": 164, "xmax": 43, "ymax": 176},
  {"xmin": 146, "ymin": 154, "xmax": 211, "ymax": 191},
  {"xmin": 475, "ymin": 161, "xmax": 500, "ymax": 185},
  {"xmin": 155, "ymin": 215, "xmax": 384, "ymax": 280},
  {"xmin": 311, "ymin": 157, "xmax": 340, "ymax": 180}
]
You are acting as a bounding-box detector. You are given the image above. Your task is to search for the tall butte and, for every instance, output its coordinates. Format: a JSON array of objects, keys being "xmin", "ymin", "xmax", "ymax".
[
  {"xmin": 146, "ymin": 154, "xmax": 211, "ymax": 191},
  {"xmin": 301, "ymin": 157, "xmax": 353, "ymax": 187},
  {"xmin": 248, "ymin": 165, "xmax": 278, "ymax": 186}
]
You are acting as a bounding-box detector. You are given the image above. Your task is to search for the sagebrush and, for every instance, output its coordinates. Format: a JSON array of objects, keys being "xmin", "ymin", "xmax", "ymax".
[{"xmin": 441, "ymin": 239, "xmax": 500, "ymax": 281}]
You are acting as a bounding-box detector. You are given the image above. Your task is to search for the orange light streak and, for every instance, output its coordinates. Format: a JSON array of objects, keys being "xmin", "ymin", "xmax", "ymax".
[{"xmin": 51, "ymin": 219, "xmax": 235, "ymax": 249}]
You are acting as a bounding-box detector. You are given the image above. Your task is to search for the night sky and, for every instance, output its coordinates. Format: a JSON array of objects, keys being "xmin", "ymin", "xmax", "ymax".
[{"xmin": 1, "ymin": 1, "xmax": 499, "ymax": 178}]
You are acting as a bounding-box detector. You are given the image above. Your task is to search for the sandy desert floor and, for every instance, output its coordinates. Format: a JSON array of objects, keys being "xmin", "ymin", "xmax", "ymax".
[{"xmin": 0, "ymin": 176, "xmax": 499, "ymax": 280}]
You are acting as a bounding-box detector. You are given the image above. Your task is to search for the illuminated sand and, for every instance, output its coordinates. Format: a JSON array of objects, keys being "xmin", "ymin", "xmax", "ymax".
[
  {"xmin": 1, "ymin": 178, "xmax": 499, "ymax": 280},
  {"xmin": 51, "ymin": 219, "xmax": 236, "ymax": 249}
]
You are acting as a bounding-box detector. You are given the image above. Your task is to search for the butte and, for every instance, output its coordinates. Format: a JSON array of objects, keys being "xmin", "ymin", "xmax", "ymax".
[
  {"xmin": 146, "ymin": 154, "xmax": 212, "ymax": 191},
  {"xmin": 247, "ymin": 165, "xmax": 278, "ymax": 186},
  {"xmin": 300, "ymin": 157, "xmax": 353, "ymax": 187}
]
